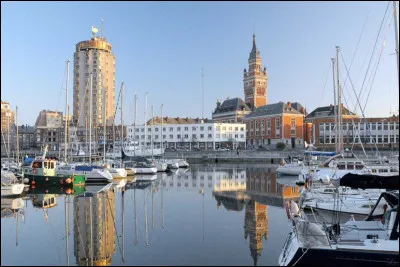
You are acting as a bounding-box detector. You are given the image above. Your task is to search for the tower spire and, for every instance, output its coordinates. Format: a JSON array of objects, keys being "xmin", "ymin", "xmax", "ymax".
[{"xmin": 249, "ymin": 34, "xmax": 260, "ymax": 60}]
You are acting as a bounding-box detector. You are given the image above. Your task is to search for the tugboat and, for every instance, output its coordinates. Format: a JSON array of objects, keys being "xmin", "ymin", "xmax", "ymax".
[{"xmin": 22, "ymin": 145, "xmax": 85, "ymax": 188}]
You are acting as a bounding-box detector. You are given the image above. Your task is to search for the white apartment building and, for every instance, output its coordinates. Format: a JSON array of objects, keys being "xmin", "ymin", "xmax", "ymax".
[{"xmin": 126, "ymin": 122, "xmax": 246, "ymax": 150}]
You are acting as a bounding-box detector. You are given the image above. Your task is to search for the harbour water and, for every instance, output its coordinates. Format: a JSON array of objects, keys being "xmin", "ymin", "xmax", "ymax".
[{"xmin": 1, "ymin": 163, "xmax": 301, "ymax": 266}]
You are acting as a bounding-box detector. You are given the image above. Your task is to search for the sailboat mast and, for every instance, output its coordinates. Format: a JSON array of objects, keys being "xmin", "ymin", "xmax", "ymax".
[
  {"xmin": 122, "ymin": 190, "xmax": 125, "ymax": 263},
  {"xmin": 89, "ymin": 73, "xmax": 93, "ymax": 164},
  {"xmin": 144, "ymin": 92, "xmax": 148, "ymax": 152},
  {"xmin": 331, "ymin": 58, "xmax": 338, "ymax": 153},
  {"xmin": 103, "ymin": 86, "xmax": 106, "ymax": 163},
  {"xmin": 134, "ymin": 188, "xmax": 138, "ymax": 245},
  {"xmin": 161, "ymin": 104, "xmax": 164, "ymax": 158},
  {"xmin": 134, "ymin": 94, "xmax": 137, "ymax": 133},
  {"xmin": 16, "ymin": 106, "xmax": 19, "ymax": 165},
  {"xmin": 161, "ymin": 178, "xmax": 164, "ymax": 229},
  {"xmin": 151, "ymin": 105, "xmax": 154, "ymax": 159},
  {"xmin": 336, "ymin": 46, "xmax": 342, "ymax": 154},
  {"xmin": 121, "ymin": 82, "xmax": 124, "ymax": 165},
  {"xmin": 152, "ymin": 186, "xmax": 154, "ymax": 230},
  {"xmin": 394, "ymin": 1, "xmax": 400, "ymax": 114},
  {"xmin": 64, "ymin": 60, "xmax": 70, "ymax": 162},
  {"xmin": 145, "ymin": 189, "xmax": 149, "ymax": 246},
  {"xmin": 134, "ymin": 94, "xmax": 137, "ymax": 156}
]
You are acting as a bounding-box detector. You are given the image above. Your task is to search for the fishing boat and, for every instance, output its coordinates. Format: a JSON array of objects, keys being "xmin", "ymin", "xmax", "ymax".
[{"xmin": 22, "ymin": 146, "xmax": 86, "ymax": 187}]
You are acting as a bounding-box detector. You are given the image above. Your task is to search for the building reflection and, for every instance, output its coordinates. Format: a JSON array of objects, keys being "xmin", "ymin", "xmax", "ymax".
[
  {"xmin": 73, "ymin": 187, "xmax": 116, "ymax": 266},
  {"xmin": 212, "ymin": 165, "xmax": 298, "ymax": 266},
  {"xmin": 161, "ymin": 165, "xmax": 246, "ymax": 192},
  {"xmin": 244, "ymin": 200, "xmax": 268, "ymax": 266},
  {"xmin": 246, "ymin": 166, "xmax": 300, "ymax": 205}
]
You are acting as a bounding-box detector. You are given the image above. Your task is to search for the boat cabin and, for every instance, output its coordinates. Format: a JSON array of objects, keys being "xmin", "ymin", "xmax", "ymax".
[{"xmin": 27, "ymin": 158, "xmax": 57, "ymax": 176}]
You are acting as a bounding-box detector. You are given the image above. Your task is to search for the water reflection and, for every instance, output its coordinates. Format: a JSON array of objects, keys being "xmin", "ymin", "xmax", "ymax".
[
  {"xmin": 244, "ymin": 200, "xmax": 268, "ymax": 266},
  {"xmin": 212, "ymin": 165, "xmax": 299, "ymax": 266},
  {"xmin": 73, "ymin": 186, "xmax": 116, "ymax": 266},
  {"xmin": 1, "ymin": 164, "xmax": 301, "ymax": 266}
]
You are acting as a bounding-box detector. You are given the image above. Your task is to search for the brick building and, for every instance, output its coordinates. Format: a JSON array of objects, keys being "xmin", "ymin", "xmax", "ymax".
[
  {"xmin": 305, "ymin": 104, "xmax": 399, "ymax": 150},
  {"xmin": 243, "ymin": 102, "xmax": 305, "ymax": 148}
]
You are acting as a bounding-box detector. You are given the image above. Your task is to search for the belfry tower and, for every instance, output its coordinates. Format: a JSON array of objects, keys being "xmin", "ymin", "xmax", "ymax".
[{"xmin": 243, "ymin": 34, "xmax": 268, "ymax": 110}]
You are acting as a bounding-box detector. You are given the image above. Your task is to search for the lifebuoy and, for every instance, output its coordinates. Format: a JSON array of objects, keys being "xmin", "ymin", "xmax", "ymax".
[
  {"xmin": 32, "ymin": 168, "xmax": 38, "ymax": 175},
  {"xmin": 285, "ymin": 201, "xmax": 291, "ymax": 219}
]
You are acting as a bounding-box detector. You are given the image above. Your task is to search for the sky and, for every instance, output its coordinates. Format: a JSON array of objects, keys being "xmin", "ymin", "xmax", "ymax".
[{"xmin": 1, "ymin": 1, "xmax": 399, "ymax": 126}]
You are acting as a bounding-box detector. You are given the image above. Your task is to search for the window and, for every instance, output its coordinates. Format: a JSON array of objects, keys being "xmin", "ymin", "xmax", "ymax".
[
  {"xmin": 276, "ymin": 118, "xmax": 280, "ymax": 127},
  {"xmin": 216, "ymin": 134, "xmax": 220, "ymax": 138},
  {"xmin": 208, "ymin": 134, "xmax": 212, "ymax": 138},
  {"xmin": 200, "ymin": 126, "xmax": 204, "ymax": 131},
  {"xmin": 169, "ymin": 127, "xmax": 173, "ymax": 132},
  {"xmin": 155, "ymin": 128, "xmax": 159, "ymax": 132},
  {"xmin": 184, "ymin": 134, "xmax": 188, "ymax": 138},
  {"xmin": 216, "ymin": 126, "xmax": 220, "ymax": 131},
  {"xmin": 155, "ymin": 135, "xmax": 159, "ymax": 139},
  {"xmin": 177, "ymin": 127, "xmax": 181, "ymax": 131},
  {"xmin": 169, "ymin": 134, "xmax": 173, "ymax": 139},
  {"xmin": 163, "ymin": 135, "xmax": 166, "ymax": 139},
  {"xmin": 177, "ymin": 134, "xmax": 181, "ymax": 139},
  {"xmin": 240, "ymin": 127, "xmax": 244, "ymax": 131},
  {"xmin": 184, "ymin": 127, "xmax": 188, "ymax": 131},
  {"xmin": 222, "ymin": 126, "xmax": 226, "ymax": 131},
  {"xmin": 192, "ymin": 134, "xmax": 196, "ymax": 138},
  {"xmin": 200, "ymin": 134, "xmax": 204, "ymax": 138},
  {"xmin": 208, "ymin": 126, "xmax": 212, "ymax": 130}
]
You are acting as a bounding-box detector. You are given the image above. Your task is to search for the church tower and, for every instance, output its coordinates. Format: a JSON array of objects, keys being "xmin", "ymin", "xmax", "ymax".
[{"xmin": 243, "ymin": 34, "xmax": 268, "ymax": 110}]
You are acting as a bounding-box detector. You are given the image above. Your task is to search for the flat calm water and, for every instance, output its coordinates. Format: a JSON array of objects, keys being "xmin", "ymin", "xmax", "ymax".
[{"xmin": 1, "ymin": 164, "xmax": 301, "ymax": 266}]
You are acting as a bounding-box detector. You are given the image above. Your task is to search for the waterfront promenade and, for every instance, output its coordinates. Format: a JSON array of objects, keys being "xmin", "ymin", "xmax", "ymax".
[{"xmin": 2, "ymin": 147, "xmax": 396, "ymax": 163}]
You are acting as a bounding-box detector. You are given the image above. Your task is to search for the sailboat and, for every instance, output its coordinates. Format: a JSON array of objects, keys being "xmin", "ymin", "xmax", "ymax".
[{"xmin": 1, "ymin": 170, "xmax": 24, "ymax": 197}]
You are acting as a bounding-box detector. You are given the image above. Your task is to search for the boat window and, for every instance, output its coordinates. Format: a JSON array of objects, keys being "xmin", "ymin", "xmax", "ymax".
[
  {"xmin": 347, "ymin": 163, "xmax": 354, "ymax": 170},
  {"xmin": 337, "ymin": 164, "xmax": 346, "ymax": 170},
  {"xmin": 32, "ymin": 161, "xmax": 42, "ymax": 168},
  {"xmin": 50, "ymin": 162, "xmax": 55, "ymax": 169},
  {"xmin": 355, "ymin": 164, "xmax": 364, "ymax": 170}
]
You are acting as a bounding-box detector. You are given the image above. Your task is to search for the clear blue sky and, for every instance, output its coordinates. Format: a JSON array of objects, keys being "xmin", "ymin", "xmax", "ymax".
[{"xmin": 1, "ymin": 1, "xmax": 399, "ymax": 126}]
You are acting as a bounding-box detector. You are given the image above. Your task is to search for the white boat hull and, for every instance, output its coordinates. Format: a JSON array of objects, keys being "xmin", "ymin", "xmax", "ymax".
[
  {"xmin": 277, "ymin": 164, "xmax": 307, "ymax": 176},
  {"xmin": 110, "ymin": 168, "xmax": 128, "ymax": 179},
  {"xmin": 134, "ymin": 167, "xmax": 157, "ymax": 174},
  {"xmin": 1, "ymin": 184, "xmax": 25, "ymax": 197},
  {"xmin": 1, "ymin": 197, "xmax": 24, "ymax": 209},
  {"xmin": 135, "ymin": 174, "xmax": 157, "ymax": 181}
]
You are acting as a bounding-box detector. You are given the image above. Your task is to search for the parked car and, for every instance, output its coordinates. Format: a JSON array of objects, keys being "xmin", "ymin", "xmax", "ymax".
[
  {"xmin": 257, "ymin": 146, "xmax": 269, "ymax": 151},
  {"xmin": 192, "ymin": 147, "xmax": 201, "ymax": 151},
  {"xmin": 165, "ymin": 147, "xmax": 177, "ymax": 152},
  {"xmin": 217, "ymin": 147, "xmax": 230, "ymax": 151}
]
